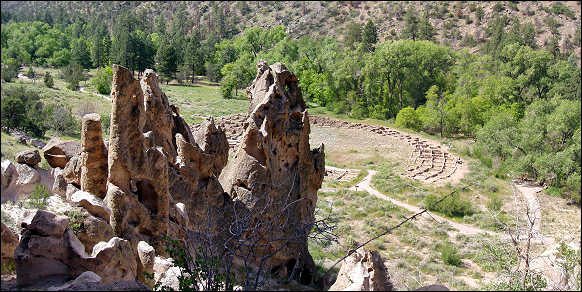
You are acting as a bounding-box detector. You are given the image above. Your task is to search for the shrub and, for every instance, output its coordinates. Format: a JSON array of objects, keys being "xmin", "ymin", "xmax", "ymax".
[
  {"xmin": 424, "ymin": 192, "xmax": 473, "ymax": 217},
  {"xmin": 61, "ymin": 62, "xmax": 85, "ymax": 91},
  {"xmin": 45, "ymin": 103, "xmax": 79, "ymax": 136},
  {"xmin": 66, "ymin": 209, "xmax": 86, "ymax": 235},
  {"xmin": 395, "ymin": 107, "xmax": 422, "ymax": 131},
  {"xmin": 90, "ymin": 66, "xmax": 112, "ymax": 95},
  {"xmin": 440, "ymin": 243, "xmax": 461, "ymax": 266},
  {"xmin": 44, "ymin": 72, "xmax": 54, "ymax": 88},
  {"xmin": 26, "ymin": 66, "xmax": 35, "ymax": 80},
  {"xmin": 27, "ymin": 184, "xmax": 51, "ymax": 210},
  {"xmin": 487, "ymin": 194, "xmax": 503, "ymax": 211},
  {"xmin": 1, "ymin": 61, "xmax": 19, "ymax": 82},
  {"xmin": 551, "ymin": 3, "xmax": 576, "ymax": 18},
  {"xmin": 493, "ymin": 3, "xmax": 505, "ymax": 13},
  {"xmin": 100, "ymin": 113, "xmax": 111, "ymax": 136}
]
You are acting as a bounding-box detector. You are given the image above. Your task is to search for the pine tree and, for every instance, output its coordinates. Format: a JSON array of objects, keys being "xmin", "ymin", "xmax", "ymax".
[
  {"xmin": 71, "ymin": 38, "xmax": 91, "ymax": 69},
  {"xmin": 403, "ymin": 6, "xmax": 419, "ymax": 41},
  {"xmin": 362, "ymin": 19, "xmax": 377, "ymax": 52},
  {"xmin": 44, "ymin": 72, "xmax": 54, "ymax": 88},
  {"xmin": 155, "ymin": 40, "xmax": 177, "ymax": 84},
  {"xmin": 419, "ymin": 12, "xmax": 436, "ymax": 41}
]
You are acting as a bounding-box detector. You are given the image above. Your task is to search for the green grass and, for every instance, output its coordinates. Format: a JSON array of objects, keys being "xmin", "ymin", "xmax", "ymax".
[
  {"xmin": 161, "ymin": 84, "xmax": 248, "ymax": 125},
  {"xmin": 326, "ymin": 169, "xmax": 368, "ymax": 189}
]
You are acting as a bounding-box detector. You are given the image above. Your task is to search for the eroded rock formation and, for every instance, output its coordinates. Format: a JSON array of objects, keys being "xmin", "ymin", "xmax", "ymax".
[
  {"xmin": 329, "ymin": 248, "xmax": 393, "ymax": 291},
  {"xmin": 80, "ymin": 113, "xmax": 108, "ymax": 199},
  {"xmin": 219, "ymin": 61, "xmax": 325, "ymax": 284},
  {"xmin": 13, "ymin": 63, "xmax": 324, "ymax": 289}
]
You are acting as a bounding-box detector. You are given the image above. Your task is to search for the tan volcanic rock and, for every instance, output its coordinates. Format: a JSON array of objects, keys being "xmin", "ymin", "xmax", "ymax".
[{"xmin": 219, "ymin": 61, "xmax": 325, "ymax": 285}]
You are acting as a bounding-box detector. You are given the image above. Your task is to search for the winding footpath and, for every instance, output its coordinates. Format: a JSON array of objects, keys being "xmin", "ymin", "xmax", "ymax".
[{"xmin": 349, "ymin": 169, "xmax": 497, "ymax": 237}]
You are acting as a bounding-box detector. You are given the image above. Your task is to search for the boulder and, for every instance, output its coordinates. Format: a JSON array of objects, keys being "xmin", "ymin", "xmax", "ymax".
[
  {"xmin": 66, "ymin": 184, "xmax": 81, "ymax": 201},
  {"xmin": 1, "ymin": 222, "xmax": 18, "ymax": 260},
  {"xmin": 21, "ymin": 210, "xmax": 70, "ymax": 237},
  {"xmin": 15, "ymin": 210, "xmax": 137, "ymax": 287},
  {"xmin": 70, "ymin": 191, "xmax": 111, "ymax": 222},
  {"xmin": 43, "ymin": 139, "xmax": 82, "ymax": 168},
  {"xmin": 80, "ymin": 113, "xmax": 108, "ymax": 199},
  {"xmin": 74, "ymin": 213, "xmax": 114, "ymax": 254},
  {"xmin": 62, "ymin": 155, "xmax": 81, "ymax": 186},
  {"xmin": 219, "ymin": 61, "xmax": 325, "ymax": 284},
  {"xmin": 48, "ymin": 271, "xmax": 102, "ymax": 291},
  {"xmin": 29, "ymin": 138, "xmax": 47, "ymax": 149},
  {"xmin": 15, "ymin": 149, "xmax": 41, "ymax": 167},
  {"xmin": 1, "ymin": 159, "xmax": 18, "ymax": 190},
  {"xmin": 137, "ymin": 241, "xmax": 156, "ymax": 288},
  {"xmin": 52, "ymin": 169, "xmax": 68, "ymax": 198},
  {"xmin": 329, "ymin": 248, "xmax": 393, "ymax": 291},
  {"xmin": 14, "ymin": 163, "xmax": 40, "ymax": 189},
  {"xmin": 153, "ymin": 256, "xmax": 181, "ymax": 290}
]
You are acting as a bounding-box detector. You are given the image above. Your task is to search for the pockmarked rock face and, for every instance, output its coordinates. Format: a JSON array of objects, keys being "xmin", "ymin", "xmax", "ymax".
[
  {"xmin": 329, "ymin": 248, "xmax": 393, "ymax": 291},
  {"xmin": 219, "ymin": 61, "xmax": 325, "ymax": 285},
  {"xmin": 80, "ymin": 113, "xmax": 108, "ymax": 199},
  {"xmin": 105, "ymin": 65, "xmax": 230, "ymax": 256}
]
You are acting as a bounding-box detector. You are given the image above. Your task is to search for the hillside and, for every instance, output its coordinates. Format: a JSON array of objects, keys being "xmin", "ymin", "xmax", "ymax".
[{"xmin": 1, "ymin": 1, "xmax": 581, "ymax": 58}]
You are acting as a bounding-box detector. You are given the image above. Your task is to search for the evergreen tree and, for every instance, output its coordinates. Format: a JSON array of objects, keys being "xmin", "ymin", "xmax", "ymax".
[
  {"xmin": 155, "ymin": 40, "xmax": 177, "ymax": 84},
  {"xmin": 344, "ymin": 22, "xmax": 362, "ymax": 49},
  {"xmin": 362, "ymin": 19, "xmax": 377, "ymax": 52},
  {"xmin": 70, "ymin": 38, "xmax": 91, "ymax": 68},
  {"xmin": 403, "ymin": 6, "xmax": 419, "ymax": 41},
  {"xmin": 44, "ymin": 71, "xmax": 54, "ymax": 88},
  {"xmin": 183, "ymin": 34, "xmax": 205, "ymax": 83},
  {"xmin": 419, "ymin": 12, "xmax": 436, "ymax": 41}
]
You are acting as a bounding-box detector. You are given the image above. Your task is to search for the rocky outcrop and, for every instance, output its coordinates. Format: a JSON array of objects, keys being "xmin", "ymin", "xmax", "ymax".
[
  {"xmin": 42, "ymin": 139, "xmax": 82, "ymax": 169},
  {"xmin": 15, "ymin": 149, "xmax": 41, "ymax": 167},
  {"xmin": 80, "ymin": 113, "xmax": 108, "ymax": 199},
  {"xmin": 105, "ymin": 65, "xmax": 170, "ymax": 254},
  {"xmin": 1, "ymin": 160, "xmax": 18, "ymax": 191},
  {"xmin": 137, "ymin": 241, "xmax": 156, "ymax": 288},
  {"xmin": 219, "ymin": 61, "xmax": 325, "ymax": 284},
  {"xmin": 105, "ymin": 65, "xmax": 230, "ymax": 257},
  {"xmin": 1, "ymin": 222, "xmax": 18, "ymax": 261},
  {"xmin": 70, "ymin": 191, "xmax": 111, "ymax": 222},
  {"xmin": 74, "ymin": 213, "xmax": 114, "ymax": 254},
  {"xmin": 62, "ymin": 155, "xmax": 81, "ymax": 187},
  {"xmin": 15, "ymin": 210, "xmax": 137, "ymax": 287},
  {"xmin": 329, "ymin": 248, "xmax": 393, "ymax": 291}
]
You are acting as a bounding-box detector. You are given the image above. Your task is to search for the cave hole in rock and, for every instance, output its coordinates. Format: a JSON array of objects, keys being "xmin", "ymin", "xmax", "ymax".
[{"xmin": 135, "ymin": 179, "xmax": 158, "ymax": 215}]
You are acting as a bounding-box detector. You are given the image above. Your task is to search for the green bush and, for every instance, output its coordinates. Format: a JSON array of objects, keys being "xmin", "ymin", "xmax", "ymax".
[
  {"xmin": 27, "ymin": 184, "xmax": 51, "ymax": 210},
  {"xmin": 90, "ymin": 66, "xmax": 112, "ymax": 95},
  {"xmin": 61, "ymin": 63, "xmax": 85, "ymax": 91},
  {"xmin": 1, "ymin": 61, "xmax": 19, "ymax": 82},
  {"xmin": 44, "ymin": 72, "xmax": 54, "ymax": 88},
  {"xmin": 440, "ymin": 243, "xmax": 461, "ymax": 266},
  {"xmin": 66, "ymin": 209, "xmax": 86, "ymax": 235},
  {"xmin": 551, "ymin": 3, "xmax": 576, "ymax": 18},
  {"xmin": 100, "ymin": 113, "xmax": 111, "ymax": 136},
  {"xmin": 487, "ymin": 194, "xmax": 503, "ymax": 211},
  {"xmin": 424, "ymin": 192, "xmax": 473, "ymax": 217},
  {"xmin": 395, "ymin": 107, "xmax": 421, "ymax": 131}
]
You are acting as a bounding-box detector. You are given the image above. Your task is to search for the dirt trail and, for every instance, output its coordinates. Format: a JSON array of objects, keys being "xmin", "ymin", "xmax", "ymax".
[
  {"xmin": 350, "ymin": 170, "xmax": 497, "ymax": 237},
  {"xmin": 79, "ymin": 86, "xmax": 112, "ymax": 101}
]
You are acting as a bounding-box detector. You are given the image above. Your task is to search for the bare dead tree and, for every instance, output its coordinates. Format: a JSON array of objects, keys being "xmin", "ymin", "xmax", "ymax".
[{"xmin": 484, "ymin": 182, "xmax": 548, "ymax": 290}]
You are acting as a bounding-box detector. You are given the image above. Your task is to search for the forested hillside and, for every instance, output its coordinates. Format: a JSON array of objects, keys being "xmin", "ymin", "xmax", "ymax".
[{"xmin": 1, "ymin": 1, "xmax": 580, "ymax": 201}]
